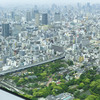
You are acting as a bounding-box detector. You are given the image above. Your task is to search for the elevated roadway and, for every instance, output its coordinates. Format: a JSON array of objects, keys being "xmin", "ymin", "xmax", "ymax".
[{"xmin": 0, "ymin": 53, "xmax": 65, "ymax": 76}]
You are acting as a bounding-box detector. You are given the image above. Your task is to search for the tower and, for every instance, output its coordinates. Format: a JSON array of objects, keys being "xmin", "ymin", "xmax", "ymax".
[
  {"xmin": 32, "ymin": 9, "xmax": 39, "ymax": 19},
  {"xmin": 54, "ymin": 12, "xmax": 60, "ymax": 22},
  {"xmin": 11, "ymin": 11, "xmax": 15, "ymax": 20},
  {"xmin": 2, "ymin": 23, "xmax": 10, "ymax": 37},
  {"xmin": 42, "ymin": 13, "xmax": 48, "ymax": 25},
  {"xmin": 35, "ymin": 13, "xmax": 40, "ymax": 26},
  {"xmin": 26, "ymin": 11, "xmax": 32, "ymax": 22}
]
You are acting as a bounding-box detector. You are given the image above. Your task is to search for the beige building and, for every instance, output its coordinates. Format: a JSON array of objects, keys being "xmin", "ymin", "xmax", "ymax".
[{"xmin": 35, "ymin": 13, "xmax": 40, "ymax": 26}]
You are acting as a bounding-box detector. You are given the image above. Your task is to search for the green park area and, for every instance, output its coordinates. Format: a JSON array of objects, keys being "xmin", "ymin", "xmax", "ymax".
[{"xmin": 2, "ymin": 60, "xmax": 100, "ymax": 100}]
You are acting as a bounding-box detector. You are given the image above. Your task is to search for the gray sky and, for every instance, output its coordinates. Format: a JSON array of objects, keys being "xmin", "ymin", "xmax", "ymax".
[{"xmin": 0, "ymin": 0, "xmax": 100, "ymax": 6}]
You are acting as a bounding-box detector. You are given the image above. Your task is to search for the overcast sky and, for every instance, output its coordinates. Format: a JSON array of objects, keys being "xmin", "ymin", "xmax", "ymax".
[{"xmin": 0, "ymin": 0, "xmax": 100, "ymax": 7}]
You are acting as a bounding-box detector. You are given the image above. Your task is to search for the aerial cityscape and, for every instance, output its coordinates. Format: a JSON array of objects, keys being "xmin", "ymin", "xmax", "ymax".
[{"xmin": 0, "ymin": 1, "xmax": 100, "ymax": 100}]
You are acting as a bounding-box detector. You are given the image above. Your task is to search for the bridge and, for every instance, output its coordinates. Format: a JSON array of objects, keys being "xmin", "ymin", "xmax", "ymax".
[{"xmin": 0, "ymin": 53, "xmax": 65, "ymax": 76}]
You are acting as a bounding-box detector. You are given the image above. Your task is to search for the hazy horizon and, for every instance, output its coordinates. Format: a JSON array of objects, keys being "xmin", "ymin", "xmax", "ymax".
[{"xmin": 0, "ymin": 0, "xmax": 100, "ymax": 7}]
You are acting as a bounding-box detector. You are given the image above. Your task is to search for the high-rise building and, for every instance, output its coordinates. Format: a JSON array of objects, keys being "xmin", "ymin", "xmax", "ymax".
[
  {"xmin": 4, "ymin": 13, "xmax": 7, "ymax": 18},
  {"xmin": 42, "ymin": 13, "xmax": 48, "ymax": 25},
  {"xmin": 2, "ymin": 23, "xmax": 10, "ymax": 37},
  {"xmin": 32, "ymin": 9, "xmax": 39, "ymax": 19},
  {"xmin": 11, "ymin": 11, "xmax": 15, "ymax": 19},
  {"xmin": 54, "ymin": 12, "xmax": 60, "ymax": 22},
  {"xmin": 87, "ymin": 2, "xmax": 90, "ymax": 8},
  {"xmin": 26, "ymin": 11, "xmax": 32, "ymax": 22},
  {"xmin": 32, "ymin": 9, "xmax": 34, "ymax": 19},
  {"xmin": 35, "ymin": 13, "xmax": 40, "ymax": 26},
  {"xmin": 77, "ymin": 3, "xmax": 81, "ymax": 9}
]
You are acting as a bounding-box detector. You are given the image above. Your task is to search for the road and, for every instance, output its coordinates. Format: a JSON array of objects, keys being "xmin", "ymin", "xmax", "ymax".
[{"xmin": 0, "ymin": 53, "xmax": 65, "ymax": 76}]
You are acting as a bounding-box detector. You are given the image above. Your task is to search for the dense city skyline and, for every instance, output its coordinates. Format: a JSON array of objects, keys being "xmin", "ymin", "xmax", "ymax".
[{"xmin": 0, "ymin": 0, "xmax": 100, "ymax": 100}]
